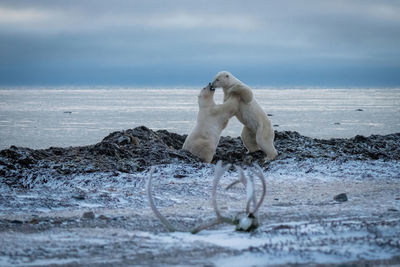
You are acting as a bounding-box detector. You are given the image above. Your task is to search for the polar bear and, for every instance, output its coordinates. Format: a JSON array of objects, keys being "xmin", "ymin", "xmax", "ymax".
[
  {"xmin": 182, "ymin": 83, "xmax": 240, "ymax": 163},
  {"xmin": 211, "ymin": 71, "xmax": 278, "ymax": 160}
]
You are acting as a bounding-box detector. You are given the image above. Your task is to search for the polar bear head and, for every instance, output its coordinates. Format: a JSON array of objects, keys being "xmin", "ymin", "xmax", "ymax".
[
  {"xmin": 211, "ymin": 71, "xmax": 240, "ymax": 89},
  {"xmin": 198, "ymin": 83, "xmax": 215, "ymax": 107}
]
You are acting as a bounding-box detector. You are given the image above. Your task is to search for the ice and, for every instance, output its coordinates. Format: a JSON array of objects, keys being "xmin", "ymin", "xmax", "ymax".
[{"xmin": 1, "ymin": 87, "xmax": 399, "ymax": 149}]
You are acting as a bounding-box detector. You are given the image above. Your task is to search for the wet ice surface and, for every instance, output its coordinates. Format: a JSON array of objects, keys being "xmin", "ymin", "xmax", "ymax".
[
  {"xmin": 1, "ymin": 87, "xmax": 400, "ymax": 149},
  {"xmin": 1, "ymin": 159, "xmax": 399, "ymax": 266}
]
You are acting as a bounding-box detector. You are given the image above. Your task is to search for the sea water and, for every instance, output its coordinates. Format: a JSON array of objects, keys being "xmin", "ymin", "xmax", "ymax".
[{"xmin": 0, "ymin": 87, "xmax": 399, "ymax": 149}]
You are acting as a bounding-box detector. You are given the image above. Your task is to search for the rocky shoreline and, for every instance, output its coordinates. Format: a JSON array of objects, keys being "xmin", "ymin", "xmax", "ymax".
[{"xmin": 1, "ymin": 126, "xmax": 399, "ymax": 188}]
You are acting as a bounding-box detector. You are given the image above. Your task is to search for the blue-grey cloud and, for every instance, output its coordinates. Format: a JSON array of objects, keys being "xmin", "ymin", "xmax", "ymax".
[{"xmin": 0, "ymin": 0, "xmax": 399, "ymax": 86}]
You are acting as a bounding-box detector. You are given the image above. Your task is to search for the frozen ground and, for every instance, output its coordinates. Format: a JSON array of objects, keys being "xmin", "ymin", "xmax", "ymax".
[
  {"xmin": 0, "ymin": 126, "xmax": 399, "ymax": 266},
  {"xmin": 1, "ymin": 158, "xmax": 399, "ymax": 266}
]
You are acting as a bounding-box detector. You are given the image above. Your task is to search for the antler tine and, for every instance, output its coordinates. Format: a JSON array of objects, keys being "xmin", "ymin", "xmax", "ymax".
[
  {"xmin": 225, "ymin": 165, "xmax": 245, "ymax": 190},
  {"xmin": 191, "ymin": 218, "xmax": 223, "ymax": 234},
  {"xmin": 214, "ymin": 160, "xmax": 231, "ymax": 179},
  {"xmin": 236, "ymin": 165, "xmax": 247, "ymax": 186},
  {"xmin": 225, "ymin": 179, "xmax": 241, "ymax": 190},
  {"xmin": 212, "ymin": 161, "xmax": 231, "ymax": 219},
  {"xmin": 147, "ymin": 166, "xmax": 177, "ymax": 232},
  {"xmin": 236, "ymin": 166, "xmax": 256, "ymax": 214},
  {"xmin": 191, "ymin": 161, "xmax": 233, "ymax": 234},
  {"xmin": 251, "ymin": 164, "xmax": 267, "ymax": 215},
  {"xmin": 248, "ymin": 172, "xmax": 257, "ymax": 214}
]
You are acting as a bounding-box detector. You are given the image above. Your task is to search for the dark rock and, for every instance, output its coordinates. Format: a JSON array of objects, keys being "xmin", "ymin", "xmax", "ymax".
[
  {"xmin": 274, "ymin": 225, "xmax": 293, "ymax": 230},
  {"xmin": 130, "ymin": 136, "xmax": 140, "ymax": 146},
  {"xmin": 353, "ymin": 135, "xmax": 368, "ymax": 142},
  {"xmin": 51, "ymin": 147, "xmax": 64, "ymax": 156},
  {"xmin": 117, "ymin": 136, "xmax": 131, "ymax": 145},
  {"xmin": 356, "ymin": 108, "xmax": 364, "ymax": 111},
  {"xmin": 244, "ymin": 155, "xmax": 253, "ymax": 165},
  {"xmin": 72, "ymin": 194, "xmax": 86, "ymax": 200},
  {"xmin": 334, "ymin": 193, "xmax": 348, "ymax": 202},
  {"xmin": 156, "ymin": 130, "xmax": 187, "ymax": 150},
  {"xmin": 82, "ymin": 211, "xmax": 95, "ymax": 220},
  {"xmin": 174, "ymin": 174, "xmax": 187, "ymax": 179},
  {"xmin": 52, "ymin": 220, "xmax": 62, "ymax": 225},
  {"xmin": 30, "ymin": 218, "xmax": 40, "ymax": 224},
  {"xmin": 98, "ymin": 215, "xmax": 109, "ymax": 220},
  {"xmin": 17, "ymin": 155, "xmax": 35, "ymax": 167}
]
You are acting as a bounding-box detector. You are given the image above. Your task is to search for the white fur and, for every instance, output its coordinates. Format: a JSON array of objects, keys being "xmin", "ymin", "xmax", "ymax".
[
  {"xmin": 212, "ymin": 71, "xmax": 278, "ymax": 160},
  {"xmin": 182, "ymin": 84, "xmax": 239, "ymax": 163}
]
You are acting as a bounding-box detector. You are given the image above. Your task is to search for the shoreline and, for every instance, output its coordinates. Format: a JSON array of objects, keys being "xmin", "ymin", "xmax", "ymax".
[{"xmin": 1, "ymin": 126, "xmax": 399, "ymax": 184}]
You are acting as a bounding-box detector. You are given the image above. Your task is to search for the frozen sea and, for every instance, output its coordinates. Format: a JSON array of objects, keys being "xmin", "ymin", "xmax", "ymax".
[{"xmin": 0, "ymin": 87, "xmax": 399, "ymax": 149}]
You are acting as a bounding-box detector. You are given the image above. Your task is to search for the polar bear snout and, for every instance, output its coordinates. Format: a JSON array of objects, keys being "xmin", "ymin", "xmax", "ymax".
[
  {"xmin": 205, "ymin": 82, "xmax": 215, "ymax": 91},
  {"xmin": 209, "ymin": 83, "xmax": 216, "ymax": 91}
]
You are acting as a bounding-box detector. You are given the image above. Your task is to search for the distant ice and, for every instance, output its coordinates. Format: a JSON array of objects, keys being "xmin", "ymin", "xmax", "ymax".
[{"xmin": 1, "ymin": 87, "xmax": 399, "ymax": 149}]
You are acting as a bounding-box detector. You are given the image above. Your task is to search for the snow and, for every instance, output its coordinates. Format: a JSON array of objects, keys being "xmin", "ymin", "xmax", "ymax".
[{"xmin": 0, "ymin": 159, "xmax": 399, "ymax": 266}]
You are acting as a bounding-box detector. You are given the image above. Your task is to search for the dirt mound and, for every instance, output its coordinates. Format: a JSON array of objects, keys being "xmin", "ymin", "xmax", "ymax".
[{"xmin": 1, "ymin": 126, "xmax": 399, "ymax": 187}]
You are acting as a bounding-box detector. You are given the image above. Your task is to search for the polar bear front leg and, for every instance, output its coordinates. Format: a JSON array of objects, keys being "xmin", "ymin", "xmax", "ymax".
[
  {"xmin": 241, "ymin": 126, "xmax": 259, "ymax": 153},
  {"xmin": 227, "ymin": 84, "xmax": 253, "ymax": 104}
]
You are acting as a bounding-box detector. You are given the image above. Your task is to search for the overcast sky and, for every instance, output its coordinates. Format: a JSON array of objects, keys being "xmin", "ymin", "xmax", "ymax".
[{"xmin": 0, "ymin": 0, "xmax": 399, "ymax": 87}]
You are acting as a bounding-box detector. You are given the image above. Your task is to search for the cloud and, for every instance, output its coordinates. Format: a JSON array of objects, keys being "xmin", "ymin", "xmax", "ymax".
[
  {"xmin": 138, "ymin": 13, "xmax": 258, "ymax": 30},
  {"xmin": 0, "ymin": 3, "xmax": 258, "ymax": 33},
  {"xmin": 0, "ymin": 6, "xmax": 58, "ymax": 23},
  {"xmin": 0, "ymin": 0, "xmax": 399, "ymax": 86}
]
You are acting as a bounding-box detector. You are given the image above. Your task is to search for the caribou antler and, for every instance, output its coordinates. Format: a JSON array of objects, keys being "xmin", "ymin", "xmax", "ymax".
[
  {"xmin": 251, "ymin": 164, "xmax": 267, "ymax": 216},
  {"xmin": 235, "ymin": 166, "xmax": 257, "ymax": 215},
  {"xmin": 147, "ymin": 166, "xmax": 177, "ymax": 232},
  {"xmin": 147, "ymin": 161, "xmax": 267, "ymax": 234},
  {"xmin": 231, "ymin": 164, "xmax": 267, "ymax": 231}
]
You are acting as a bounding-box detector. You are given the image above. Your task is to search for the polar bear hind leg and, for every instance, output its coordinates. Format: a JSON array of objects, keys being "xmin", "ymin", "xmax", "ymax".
[
  {"xmin": 241, "ymin": 126, "xmax": 259, "ymax": 153},
  {"xmin": 195, "ymin": 140, "xmax": 215, "ymax": 163},
  {"xmin": 255, "ymin": 124, "xmax": 278, "ymax": 160}
]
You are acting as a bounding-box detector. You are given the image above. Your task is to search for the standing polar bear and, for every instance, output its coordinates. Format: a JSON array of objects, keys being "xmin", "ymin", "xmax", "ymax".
[
  {"xmin": 182, "ymin": 83, "xmax": 242, "ymax": 163},
  {"xmin": 211, "ymin": 71, "xmax": 278, "ymax": 160}
]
